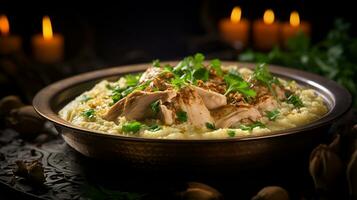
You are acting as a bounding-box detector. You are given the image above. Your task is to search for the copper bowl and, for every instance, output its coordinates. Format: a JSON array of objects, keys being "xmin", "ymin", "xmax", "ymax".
[{"xmin": 33, "ymin": 62, "xmax": 351, "ymax": 171}]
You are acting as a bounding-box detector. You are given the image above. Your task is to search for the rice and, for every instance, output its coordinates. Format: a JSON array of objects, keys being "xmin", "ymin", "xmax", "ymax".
[{"xmin": 59, "ymin": 67, "xmax": 328, "ymax": 139}]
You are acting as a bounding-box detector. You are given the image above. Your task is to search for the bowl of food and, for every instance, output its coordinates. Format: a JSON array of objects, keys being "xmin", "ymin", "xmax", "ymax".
[{"xmin": 33, "ymin": 54, "xmax": 351, "ymax": 171}]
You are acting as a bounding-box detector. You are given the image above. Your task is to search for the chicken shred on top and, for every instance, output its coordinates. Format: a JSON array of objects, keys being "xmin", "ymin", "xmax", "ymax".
[{"xmin": 103, "ymin": 54, "xmax": 296, "ymax": 130}]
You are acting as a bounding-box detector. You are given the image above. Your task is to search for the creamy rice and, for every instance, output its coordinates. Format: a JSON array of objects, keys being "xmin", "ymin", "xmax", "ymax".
[{"xmin": 59, "ymin": 66, "xmax": 328, "ymax": 139}]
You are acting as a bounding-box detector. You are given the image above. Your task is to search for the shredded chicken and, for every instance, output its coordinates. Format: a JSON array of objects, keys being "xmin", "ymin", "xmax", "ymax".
[
  {"xmin": 255, "ymin": 95, "xmax": 279, "ymax": 113},
  {"xmin": 104, "ymin": 60, "xmax": 291, "ymax": 130},
  {"xmin": 159, "ymin": 104, "xmax": 174, "ymax": 125},
  {"xmin": 273, "ymin": 84, "xmax": 286, "ymax": 100},
  {"xmin": 178, "ymin": 87, "xmax": 214, "ymax": 127},
  {"xmin": 211, "ymin": 105, "xmax": 261, "ymax": 128},
  {"xmin": 104, "ymin": 90, "xmax": 176, "ymax": 121},
  {"xmin": 103, "ymin": 98, "xmax": 126, "ymax": 121},
  {"xmin": 191, "ymin": 85, "xmax": 227, "ymax": 110}
]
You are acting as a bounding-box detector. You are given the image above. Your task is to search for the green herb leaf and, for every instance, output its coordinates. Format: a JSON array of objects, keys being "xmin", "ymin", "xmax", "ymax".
[
  {"xmin": 227, "ymin": 130, "xmax": 236, "ymax": 137},
  {"xmin": 152, "ymin": 59, "xmax": 160, "ymax": 68},
  {"xmin": 286, "ymin": 94, "xmax": 304, "ymax": 108},
  {"xmin": 170, "ymin": 76, "xmax": 187, "ymax": 89},
  {"xmin": 239, "ymin": 121, "xmax": 265, "ymax": 132},
  {"xmin": 121, "ymin": 81, "xmax": 149, "ymax": 98},
  {"xmin": 162, "ymin": 64, "xmax": 174, "ymax": 73},
  {"xmin": 110, "ymin": 86, "xmax": 126, "ymax": 105},
  {"xmin": 266, "ymin": 109, "xmax": 280, "ymax": 121},
  {"xmin": 148, "ymin": 124, "xmax": 162, "ymax": 132},
  {"xmin": 176, "ymin": 110, "xmax": 188, "ymax": 122},
  {"xmin": 150, "ymin": 100, "xmax": 160, "ymax": 115},
  {"xmin": 210, "ymin": 59, "xmax": 223, "ymax": 76},
  {"xmin": 111, "ymin": 93, "xmax": 122, "ymax": 105},
  {"xmin": 253, "ymin": 63, "xmax": 280, "ymax": 85},
  {"xmin": 81, "ymin": 109, "xmax": 95, "ymax": 120},
  {"xmin": 224, "ymin": 70, "xmax": 244, "ymax": 82},
  {"xmin": 205, "ymin": 122, "xmax": 216, "ymax": 130},
  {"xmin": 194, "ymin": 53, "xmax": 205, "ymax": 63},
  {"xmin": 120, "ymin": 87, "xmax": 135, "ymax": 98},
  {"xmin": 253, "ymin": 63, "xmax": 280, "ymax": 97},
  {"xmin": 168, "ymin": 53, "xmax": 212, "ymax": 86},
  {"xmin": 224, "ymin": 72, "xmax": 257, "ymax": 98},
  {"xmin": 122, "ymin": 121, "xmax": 142, "ymax": 133},
  {"xmin": 192, "ymin": 68, "xmax": 209, "ymax": 82},
  {"xmin": 125, "ymin": 74, "xmax": 141, "ymax": 87}
]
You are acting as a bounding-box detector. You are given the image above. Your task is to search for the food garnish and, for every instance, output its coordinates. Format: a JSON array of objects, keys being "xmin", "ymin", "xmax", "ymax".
[
  {"xmin": 266, "ymin": 109, "xmax": 280, "ymax": 121},
  {"xmin": 82, "ymin": 109, "xmax": 95, "ymax": 120},
  {"xmin": 122, "ymin": 121, "xmax": 142, "ymax": 133},
  {"xmin": 59, "ymin": 53, "xmax": 329, "ymax": 139}
]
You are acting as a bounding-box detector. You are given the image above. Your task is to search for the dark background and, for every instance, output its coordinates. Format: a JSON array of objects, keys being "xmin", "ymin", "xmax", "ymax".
[
  {"xmin": 1, "ymin": 0, "xmax": 357, "ymax": 101},
  {"xmin": 0, "ymin": 2, "xmax": 356, "ymax": 199},
  {"xmin": 1, "ymin": 0, "xmax": 357, "ymax": 65}
]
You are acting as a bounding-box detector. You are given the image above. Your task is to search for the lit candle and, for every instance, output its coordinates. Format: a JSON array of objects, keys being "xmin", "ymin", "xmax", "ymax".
[
  {"xmin": 281, "ymin": 11, "xmax": 310, "ymax": 46},
  {"xmin": 31, "ymin": 16, "xmax": 64, "ymax": 63},
  {"xmin": 219, "ymin": 6, "xmax": 250, "ymax": 50},
  {"xmin": 0, "ymin": 15, "xmax": 22, "ymax": 55},
  {"xmin": 253, "ymin": 9, "xmax": 280, "ymax": 50}
]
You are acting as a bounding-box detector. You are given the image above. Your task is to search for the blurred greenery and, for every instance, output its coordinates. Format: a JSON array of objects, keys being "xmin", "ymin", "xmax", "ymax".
[{"xmin": 239, "ymin": 19, "xmax": 357, "ymax": 107}]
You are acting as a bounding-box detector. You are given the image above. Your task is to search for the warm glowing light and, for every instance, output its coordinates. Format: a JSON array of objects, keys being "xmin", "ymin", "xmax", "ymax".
[
  {"xmin": 42, "ymin": 16, "xmax": 53, "ymax": 40},
  {"xmin": 0, "ymin": 15, "xmax": 10, "ymax": 36},
  {"xmin": 290, "ymin": 11, "xmax": 300, "ymax": 27},
  {"xmin": 230, "ymin": 6, "xmax": 242, "ymax": 23},
  {"xmin": 263, "ymin": 9, "xmax": 275, "ymax": 25}
]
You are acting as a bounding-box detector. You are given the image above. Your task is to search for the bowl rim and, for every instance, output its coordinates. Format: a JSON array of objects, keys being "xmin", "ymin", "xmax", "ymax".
[{"xmin": 33, "ymin": 61, "xmax": 352, "ymax": 143}]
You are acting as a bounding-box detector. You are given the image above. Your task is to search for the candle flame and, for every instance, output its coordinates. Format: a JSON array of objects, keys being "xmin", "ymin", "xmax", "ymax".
[
  {"xmin": 263, "ymin": 9, "xmax": 275, "ymax": 25},
  {"xmin": 230, "ymin": 6, "xmax": 241, "ymax": 23},
  {"xmin": 0, "ymin": 15, "xmax": 10, "ymax": 36},
  {"xmin": 290, "ymin": 11, "xmax": 300, "ymax": 27},
  {"xmin": 42, "ymin": 16, "xmax": 53, "ymax": 40}
]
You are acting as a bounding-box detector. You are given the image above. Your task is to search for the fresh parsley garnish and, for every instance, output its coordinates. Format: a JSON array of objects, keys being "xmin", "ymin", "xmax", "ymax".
[
  {"xmin": 152, "ymin": 59, "xmax": 160, "ymax": 68},
  {"xmin": 266, "ymin": 109, "xmax": 280, "ymax": 121},
  {"xmin": 253, "ymin": 63, "xmax": 280, "ymax": 96},
  {"xmin": 119, "ymin": 87, "xmax": 133, "ymax": 99},
  {"xmin": 111, "ymin": 93, "xmax": 122, "ymax": 105},
  {"xmin": 81, "ymin": 109, "xmax": 95, "ymax": 120},
  {"xmin": 240, "ymin": 121, "xmax": 265, "ymax": 132},
  {"xmin": 170, "ymin": 76, "xmax": 187, "ymax": 89},
  {"xmin": 224, "ymin": 72, "xmax": 257, "ymax": 98},
  {"xmin": 227, "ymin": 130, "xmax": 236, "ymax": 137},
  {"xmin": 286, "ymin": 94, "xmax": 304, "ymax": 108},
  {"xmin": 210, "ymin": 59, "xmax": 223, "ymax": 76},
  {"xmin": 192, "ymin": 68, "xmax": 209, "ymax": 82},
  {"xmin": 110, "ymin": 86, "xmax": 126, "ymax": 105},
  {"xmin": 176, "ymin": 110, "xmax": 188, "ymax": 122},
  {"xmin": 80, "ymin": 95, "xmax": 93, "ymax": 102},
  {"xmin": 147, "ymin": 124, "xmax": 162, "ymax": 132},
  {"xmin": 150, "ymin": 100, "xmax": 160, "ymax": 115},
  {"xmin": 169, "ymin": 53, "xmax": 210, "ymax": 87},
  {"xmin": 162, "ymin": 64, "xmax": 174, "ymax": 73},
  {"xmin": 122, "ymin": 121, "xmax": 142, "ymax": 133},
  {"xmin": 194, "ymin": 53, "xmax": 205, "ymax": 64},
  {"xmin": 120, "ymin": 81, "xmax": 150, "ymax": 99},
  {"xmin": 205, "ymin": 122, "xmax": 216, "ymax": 130},
  {"xmin": 125, "ymin": 74, "xmax": 141, "ymax": 87},
  {"xmin": 107, "ymin": 73, "xmax": 146, "ymax": 106},
  {"xmin": 253, "ymin": 63, "xmax": 280, "ymax": 85}
]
